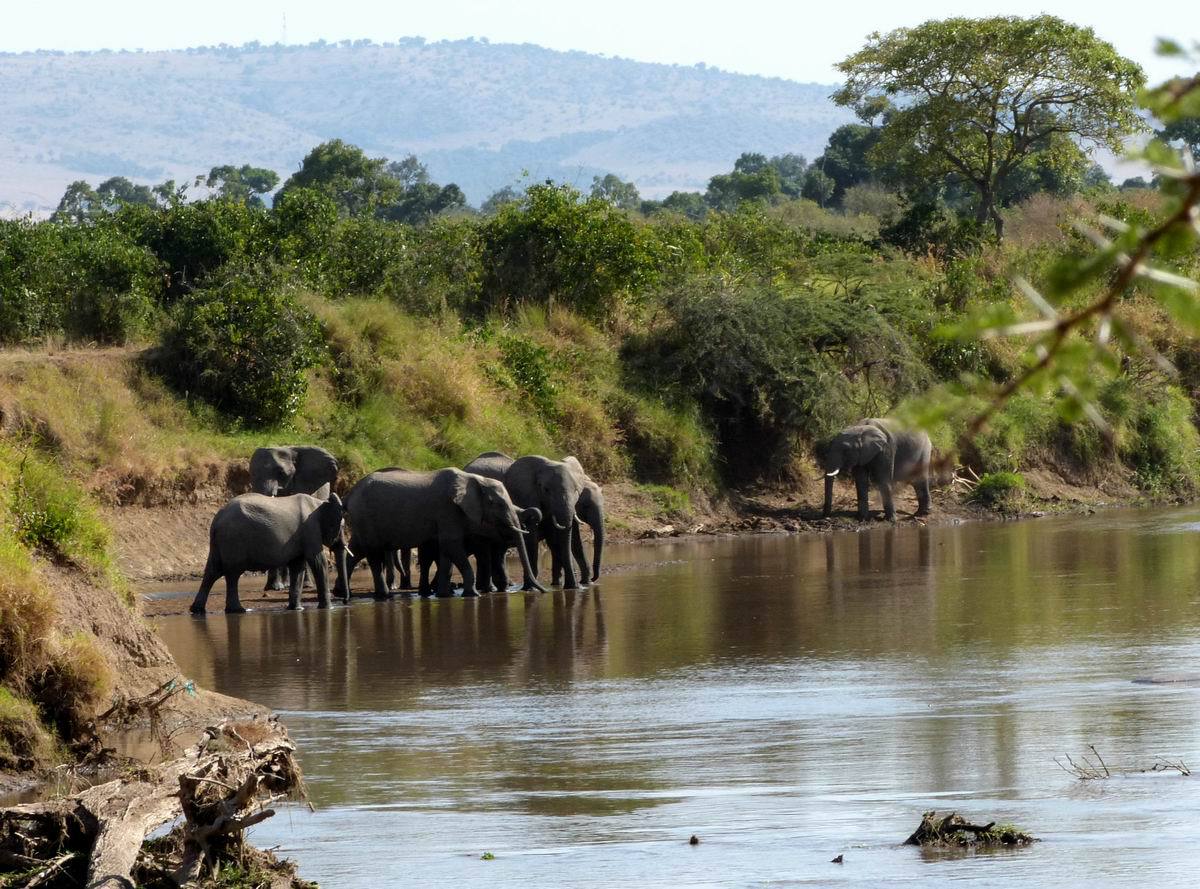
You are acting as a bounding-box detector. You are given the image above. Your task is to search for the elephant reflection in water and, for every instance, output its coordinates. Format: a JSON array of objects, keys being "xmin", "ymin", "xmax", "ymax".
[{"xmin": 505, "ymin": 588, "xmax": 608, "ymax": 686}]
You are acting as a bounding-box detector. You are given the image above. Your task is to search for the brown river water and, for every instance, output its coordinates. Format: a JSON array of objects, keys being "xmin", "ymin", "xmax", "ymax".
[{"xmin": 152, "ymin": 507, "xmax": 1200, "ymax": 887}]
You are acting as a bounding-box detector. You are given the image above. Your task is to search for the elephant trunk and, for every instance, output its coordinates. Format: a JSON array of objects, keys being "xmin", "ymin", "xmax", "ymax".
[
  {"xmin": 822, "ymin": 473, "xmax": 835, "ymax": 519},
  {"xmin": 591, "ymin": 519, "xmax": 604, "ymax": 582},
  {"xmin": 332, "ymin": 540, "xmax": 350, "ymax": 603},
  {"xmin": 514, "ymin": 528, "xmax": 547, "ymax": 593}
]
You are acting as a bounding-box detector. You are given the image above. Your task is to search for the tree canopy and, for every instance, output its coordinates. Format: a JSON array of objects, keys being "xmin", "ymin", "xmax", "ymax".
[{"xmin": 834, "ymin": 15, "xmax": 1145, "ymax": 239}]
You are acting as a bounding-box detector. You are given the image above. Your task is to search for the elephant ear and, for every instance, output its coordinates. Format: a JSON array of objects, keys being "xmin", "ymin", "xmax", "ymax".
[
  {"xmin": 854, "ymin": 426, "xmax": 890, "ymax": 465},
  {"xmin": 452, "ymin": 473, "xmax": 486, "ymax": 527}
]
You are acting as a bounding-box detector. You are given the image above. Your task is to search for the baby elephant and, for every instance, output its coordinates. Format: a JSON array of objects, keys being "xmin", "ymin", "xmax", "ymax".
[{"xmin": 191, "ymin": 492, "xmax": 346, "ymax": 614}]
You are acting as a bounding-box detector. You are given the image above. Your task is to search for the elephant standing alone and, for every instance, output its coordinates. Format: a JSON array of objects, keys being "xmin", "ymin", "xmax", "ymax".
[
  {"xmin": 820, "ymin": 418, "xmax": 931, "ymax": 522},
  {"xmin": 249, "ymin": 445, "xmax": 340, "ymax": 590},
  {"xmin": 191, "ymin": 492, "xmax": 347, "ymax": 614}
]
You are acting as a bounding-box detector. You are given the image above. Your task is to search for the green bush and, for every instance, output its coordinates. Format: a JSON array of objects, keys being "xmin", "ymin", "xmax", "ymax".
[
  {"xmin": 627, "ymin": 275, "xmax": 932, "ymax": 476},
  {"xmin": 970, "ymin": 471, "xmax": 1027, "ymax": 512},
  {"xmin": 157, "ymin": 282, "xmax": 320, "ymax": 427},
  {"xmin": 116, "ymin": 200, "xmax": 266, "ymax": 299},
  {"xmin": 0, "ymin": 218, "xmax": 162, "ymax": 344},
  {"xmin": 608, "ymin": 391, "xmax": 714, "ymax": 485},
  {"xmin": 8, "ymin": 451, "xmax": 123, "ymax": 589},
  {"xmin": 479, "ymin": 184, "xmax": 662, "ymax": 320}
]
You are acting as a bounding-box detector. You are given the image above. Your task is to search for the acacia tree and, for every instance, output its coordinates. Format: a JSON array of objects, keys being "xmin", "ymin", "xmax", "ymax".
[{"xmin": 834, "ymin": 16, "xmax": 1145, "ymax": 239}]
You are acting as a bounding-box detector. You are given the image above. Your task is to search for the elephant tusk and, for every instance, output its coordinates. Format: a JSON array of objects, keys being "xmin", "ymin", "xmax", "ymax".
[
  {"xmin": 825, "ymin": 469, "xmax": 840, "ymax": 477},
  {"xmin": 553, "ymin": 518, "xmax": 570, "ymax": 530}
]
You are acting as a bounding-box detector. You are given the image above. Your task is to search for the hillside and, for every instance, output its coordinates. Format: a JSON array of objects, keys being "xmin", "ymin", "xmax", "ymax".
[{"xmin": 0, "ymin": 38, "xmax": 852, "ymax": 214}]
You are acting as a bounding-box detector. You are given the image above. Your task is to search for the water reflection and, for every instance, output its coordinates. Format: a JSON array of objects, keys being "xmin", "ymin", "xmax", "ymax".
[{"xmin": 153, "ymin": 508, "xmax": 1200, "ymax": 888}]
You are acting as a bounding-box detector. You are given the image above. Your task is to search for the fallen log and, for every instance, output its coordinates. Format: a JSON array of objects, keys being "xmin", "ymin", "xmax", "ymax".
[
  {"xmin": 0, "ymin": 716, "xmax": 307, "ymax": 889},
  {"xmin": 904, "ymin": 811, "xmax": 1035, "ymax": 848}
]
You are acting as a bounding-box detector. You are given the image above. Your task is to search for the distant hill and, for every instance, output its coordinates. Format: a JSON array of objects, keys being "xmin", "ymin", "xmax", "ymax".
[{"xmin": 0, "ymin": 38, "xmax": 853, "ymax": 215}]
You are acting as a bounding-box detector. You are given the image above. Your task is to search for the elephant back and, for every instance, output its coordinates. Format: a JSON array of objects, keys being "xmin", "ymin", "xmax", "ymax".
[{"xmin": 464, "ymin": 451, "xmax": 514, "ymax": 482}]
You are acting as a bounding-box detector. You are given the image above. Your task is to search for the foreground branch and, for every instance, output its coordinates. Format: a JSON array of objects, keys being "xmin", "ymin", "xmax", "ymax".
[{"xmin": 0, "ymin": 717, "xmax": 306, "ymax": 889}]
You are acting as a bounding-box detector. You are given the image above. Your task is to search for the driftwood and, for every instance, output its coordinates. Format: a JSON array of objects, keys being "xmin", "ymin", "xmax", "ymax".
[
  {"xmin": 0, "ymin": 717, "xmax": 304, "ymax": 889},
  {"xmin": 904, "ymin": 811, "xmax": 1035, "ymax": 847}
]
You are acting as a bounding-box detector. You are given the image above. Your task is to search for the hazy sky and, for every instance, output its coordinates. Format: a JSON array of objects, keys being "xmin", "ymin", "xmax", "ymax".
[{"xmin": 4, "ymin": 1, "xmax": 1196, "ymax": 84}]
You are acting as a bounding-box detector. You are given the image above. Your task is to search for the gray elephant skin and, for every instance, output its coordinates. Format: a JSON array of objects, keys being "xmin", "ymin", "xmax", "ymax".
[
  {"xmin": 335, "ymin": 468, "xmax": 541, "ymax": 600},
  {"xmin": 553, "ymin": 457, "xmax": 604, "ymax": 584},
  {"xmin": 820, "ymin": 418, "xmax": 931, "ymax": 521},
  {"xmin": 464, "ymin": 453, "xmax": 593, "ymax": 590},
  {"xmin": 415, "ymin": 504, "xmax": 543, "ymax": 595},
  {"xmin": 250, "ymin": 445, "xmax": 339, "ymax": 590},
  {"xmin": 191, "ymin": 492, "xmax": 346, "ymax": 614}
]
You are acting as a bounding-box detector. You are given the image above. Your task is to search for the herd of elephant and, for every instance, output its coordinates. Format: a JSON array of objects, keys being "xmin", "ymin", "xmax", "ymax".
[
  {"xmin": 189, "ymin": 448, "xmax": 606, "ymax": 614},
  {"xmin": 189, "ymin": 417, "xmax": 932, "ymax": 615}
]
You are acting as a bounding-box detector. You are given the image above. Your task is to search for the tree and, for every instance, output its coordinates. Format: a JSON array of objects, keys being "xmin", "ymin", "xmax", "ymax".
[
  {"xmin": 481, "ymin": 185, "xmax": 522, "ymax": 215},
  {"xmin": 278, "ymin": 139, "xmax": 397, "ymax": 216},
  {"xmin": 52, "ymin": 181, "xmax": 102, "ymax": 223},
  {"xmin": 768, "ymin": 153, "xmax": 809, "ymax": 197},
  {"xmin": 1157, "ymin": 116, "xmax": 1200, "ymax": 158},
  {"xmin": 706, "ymin": 154, "xmax": 782, "ymax": 210},
  {"xmin": 801, "ymin": 169, "xmax": 835, "ymax": 207},
  {"xmin": 657, "ymin": 191, "xmax": 707, "ymax": 220},
  {"xmin": 375, "ymin": 155, "xmax": 467, "ymax": 224},
  {"xmin": 590, "ymin": 173, "xmax": 641, "ymax": 211},
  {"xmin": 812, "ymin": 124, "xmax": 882, "ymax": 204},
  {"xmin": 835, "ymin": 16, "xmax": 1145, "ymax": 239},
  {"xmin": 205, "ymin": 164, "xmax": 280, "ymax": 207},
  {"xmin": 95, "ymin": 177, "xmax": 157, "ymax": 209}
]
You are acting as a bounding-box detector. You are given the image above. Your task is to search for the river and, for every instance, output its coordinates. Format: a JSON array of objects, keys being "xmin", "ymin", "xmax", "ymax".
[{"xmin": 153, "ymin": 507, "xmax": 1200, "ymax": 887}]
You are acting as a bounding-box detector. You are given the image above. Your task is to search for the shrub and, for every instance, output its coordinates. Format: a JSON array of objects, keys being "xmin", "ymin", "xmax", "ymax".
[
  {"xmin": 8, "ymin": 451, "xmax": 121, "ymax": 588},
  {"xmin": 608, "ymin": 391, "xmax": 714, "ymax": 485},
  {"xmin": 479, "ymin": 184, "xmax": 662, "ymax": 320},
  {"xmin": 0, "ymin": 218, "xmax": 162, "ymax": 345},
  {"xmin": 0, "ymin": 533, "xmax": 58, "ymax": 680},
  {"xmin": 0, "ymin": 686, "xmax": 55, "ymax": 770},
  {"xmin": 157, "ymin": 282, "xmax": 321, "ymax": 427},
  {"xmin": 33, "ymin": 632, "xmax": 114, "ymax": 739},
  {"xmin": 970, "ymin": 471, "xmax": 1027, "ymax": 512}
]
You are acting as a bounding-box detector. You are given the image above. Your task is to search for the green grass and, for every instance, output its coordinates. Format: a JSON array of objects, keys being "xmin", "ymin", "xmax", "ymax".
[{"xmin": 970, "ymin": 472, "xmax": 1027, "ymax": 513}]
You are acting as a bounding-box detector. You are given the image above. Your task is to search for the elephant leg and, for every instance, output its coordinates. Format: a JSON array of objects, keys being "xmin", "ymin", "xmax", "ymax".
[
  {"xmin": 434, "ymin": 547, "xmax": 456, "ymax": 598},
  {"xmin": 366, "ymin": 551, "xmax": 390, "ymax": 600},
  {"xmin": 417, "ymin": 543, "xmax": 435, "ymax": 597},
  {"xmin": 224, "ymin": 572, "xmax": 247, "ymax": 614},
  {"xmin": 444, "ymin": 539, "xmax": 476, "ymax": 597},
  {"xmin": 551, "ymin": 546, "xmax": 562, "ymax": 586},
  {"xmin": 491, "ymin": 543, "xmax": 509, "ymax": 591},
  {"xmin": 191, "ymin": 559, "xmax": 221, "ymax": 615},
  {"xmin": 309, "ymin": 554, "xmax": 331, "ymax": 609},
  {"xmin": 853, "ymin": 468, "xmax": 871, "ymax": 522},
  {"xmin": 558, "ymin": 528, "xmax": 579, "ymax": 590},
  {"xmin": 914, "ymin": 476, "xmax": 932, "ymax": 516},
  {"xmin": 399, "ymin": 548, "xmax": 413, "ymax": 589},
  {"xmin": 473, "ymin": 546, "xmax": 496, "ymax": 593},
  {"xmin": 385, "ymin": 551, "xmax": 397, "ymax": 592},
  {"xmin": 264, "ymin": 566, "xmax": 287, "ymax": 592},
  {"xmin": 286, "ymin": 557, "xmax": 306, "ymax": 611},
  {"xmin": 873, "ymin": 469, "xmax": 896, "ymax": 522},
  {"xmin": 570, "ymin": 520, "xmax": 591, "ymax": 585}
]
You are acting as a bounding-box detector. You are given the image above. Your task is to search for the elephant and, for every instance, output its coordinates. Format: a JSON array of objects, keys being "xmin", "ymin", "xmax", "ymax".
[
  {"xmin": 333, "ymin": 468, "xmax": 544, "ymax": 600},
  {"xmin": 464, "ymin": 452, "xmax": 589, "ymax": 590},
  {"xmin": 190, "ymin": 492, "xmax": 347, "ymax": 614},
  {"xmin": 416, "ymin": 505, "xmax": 543, "ymax": 596},
  {"xmin": 249, "ymin": 445, "xmax": 339, "ymax": 590},
  {"xmin": 551, "ymin": 458, "xmax": 604, "ymax": 585},
  {"xmin": 820, "ymin": 418, "xmax": 932, "ymax": 522}
]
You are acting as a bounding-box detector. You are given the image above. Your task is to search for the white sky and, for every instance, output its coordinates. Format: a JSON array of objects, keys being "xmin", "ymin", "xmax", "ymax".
[{"xmin": 3, "ymin": 1, "xmax": 1196, "ymax": 84}]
